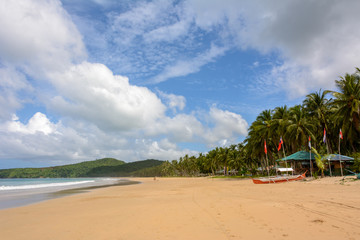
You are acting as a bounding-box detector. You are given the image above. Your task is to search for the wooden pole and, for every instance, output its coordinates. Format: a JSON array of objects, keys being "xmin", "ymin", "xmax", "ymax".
[
  {"xmin": 339, "ymin": 135, "xmax": 343, "ymax": 177},
  {"xmin": 310, "ymin": 151, "xmax": 313, "ymax": 178},
  {"xmin": 328, "ymin": 158, "xmax": 332, "ymax": 177},
  {"xmin": 282, "ymin": 143, "xmax": 291, "ymax": 176},
  {"xmin": 266, "ymin": 151, "xmax": 270, "ymax": 183},
  {"xmin": 264, "ymin": 140, "xmax": 270, "ymax": 183}
]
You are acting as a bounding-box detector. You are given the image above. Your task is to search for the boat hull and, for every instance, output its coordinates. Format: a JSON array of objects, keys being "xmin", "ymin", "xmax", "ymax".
[{"xmin": 252, "ymin": 172, "xmax": 306, "ymax": 184}]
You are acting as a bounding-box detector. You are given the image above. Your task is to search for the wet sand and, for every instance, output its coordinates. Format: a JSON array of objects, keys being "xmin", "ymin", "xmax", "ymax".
[
  {"xmin": 0, "ymin": 177, "xmax": 359, "ymax": 240},
  {"xmin": 0, "ymin": 179, "xmax": 139, "ymax": 210}
]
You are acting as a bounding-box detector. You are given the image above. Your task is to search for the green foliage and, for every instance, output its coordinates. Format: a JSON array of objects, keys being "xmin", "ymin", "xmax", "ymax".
[
  {"xmin": 86, "ymin": 159, "xmax": 164, "ymax": 177},
  {"xmin": 352, "ymin": 153, "xmax": 360, "ymax": 173},
  {"xmin": 311, "ymin": 147, "xmax": 331, "ymax": 177},
  {"xmin": 0, "ymin": 158, "xmax": 165, "ymax": 178}
]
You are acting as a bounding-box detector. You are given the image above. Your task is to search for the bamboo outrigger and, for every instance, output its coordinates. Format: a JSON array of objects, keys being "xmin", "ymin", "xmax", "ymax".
[{"xmin": 251, "ymin": 171, "xmax": 307, "ymax": 184}]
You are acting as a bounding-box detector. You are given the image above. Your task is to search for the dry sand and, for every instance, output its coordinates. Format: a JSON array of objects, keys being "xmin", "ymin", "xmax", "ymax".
[{"xmin": 0, "ymin": 176, "xmax": 359, "ymax": 240}]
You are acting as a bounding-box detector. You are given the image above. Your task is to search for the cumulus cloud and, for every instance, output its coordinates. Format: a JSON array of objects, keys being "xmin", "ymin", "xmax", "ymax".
[
  {"xmin": 5, "ymin": 113, "xmax": 58, "ymax": 135},
  {"xmin": 204, "ymin": 107, "xmax": 248, "ymax": 147},
  {"xmin": 0, "ymin": 112, "xmax": 200, "ymax": 165},
  {"xmin": 145, "ymin": 107, "xmax": 248, "ymax": 146},
  {"xmin": 0, "ymin": 0, "xmax": 86, "ymax": 75},
  {"xmin": 48, "ymin": 62, "xmax": 166, "ymax": 131},
  {"xmin": 157, "ymin": 90, "xmax": 186, "ymax": 113},
  {"xmin": 145, "ymin": 114, "xmax": 204, "ymax": 142}
]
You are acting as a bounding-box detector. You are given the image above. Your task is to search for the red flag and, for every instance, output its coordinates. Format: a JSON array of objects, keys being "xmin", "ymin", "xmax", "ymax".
[
  {"xmin": 264, "ymin": 140, "xmax": 267, "ymax": 154},
  {"xmin": 308, "ymin": 136, "xmax": 311, "ymax": 149},
  {"xmin": 340, "ymin": 129, "xmax": 343, "ymax": 140},
  {"xmin": 277, "ymin": 137, "xmax": 283, "ymax": 151},
  {"xmin": 323, "ymin": 128, "xmax": 326, "ymax": 143}
]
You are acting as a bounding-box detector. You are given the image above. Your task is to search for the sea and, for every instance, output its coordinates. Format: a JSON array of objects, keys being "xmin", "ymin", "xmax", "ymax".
[{"xmin": 0, "ymin": 178, "xmax": 128, "ymax": 210}]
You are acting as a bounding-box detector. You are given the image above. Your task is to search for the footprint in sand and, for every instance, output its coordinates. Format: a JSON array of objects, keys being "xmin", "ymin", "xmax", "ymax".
[{"xmin": 311, "ymin": 219, "xmax": 324, "ymax": 223}]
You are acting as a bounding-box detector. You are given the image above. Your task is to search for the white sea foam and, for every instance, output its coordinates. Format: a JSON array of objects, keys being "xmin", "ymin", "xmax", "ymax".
[{"xmin": 0, "ymin": 180, "xmax": 95, "ymax": 191}]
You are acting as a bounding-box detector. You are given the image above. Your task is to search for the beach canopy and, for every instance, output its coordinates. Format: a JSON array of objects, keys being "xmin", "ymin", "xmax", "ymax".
[
  {"xmin": 277, "ymin": 151, "xmax": 354, "ymax": 162},
  {"xmin": 277, "ymin": 150, "xmax": 315, "ymax": 161},
  {"xmin": 326, "ymin": 154, "xmax": 354, "ymax": 161}
]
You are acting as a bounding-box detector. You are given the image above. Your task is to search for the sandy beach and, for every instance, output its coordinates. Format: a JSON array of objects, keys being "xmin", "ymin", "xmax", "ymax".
[{"xmin": 0, "ymin": 177, "xmax": 359, "ymax": 240}]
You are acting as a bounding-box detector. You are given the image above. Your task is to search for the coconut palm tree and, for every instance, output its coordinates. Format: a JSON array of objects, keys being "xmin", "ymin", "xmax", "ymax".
[
  {"xmin": 332, "ymin": 69, "xmax": 360, "ymax": 151},
  {"xmin": 286, "ymin": 105, "xmax": 316, "ymax": 151},
  {"xmin": 311, "ymin": 147, "xmax": 330, "ymax": 178},
  {"xmin": 272, "ymin": 105, "xmax": 290, "ymax": 155},
  {"xmin": 303, "ymin": 89, "xmax": 333, "ymax": 153}
]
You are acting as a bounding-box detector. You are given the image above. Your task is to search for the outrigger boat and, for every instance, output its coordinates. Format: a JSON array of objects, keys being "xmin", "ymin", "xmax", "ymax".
[{"xmin": 251, "ymin": 171, "xmax": 307, "ymax": 184}]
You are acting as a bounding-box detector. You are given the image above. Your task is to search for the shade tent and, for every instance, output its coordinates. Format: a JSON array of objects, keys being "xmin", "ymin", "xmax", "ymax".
[
  {"xmin": 277, "ymin": 150, "xmax": 315, "ymax": 161},
  {"xmin": 326, "ymin": 154, "xmax": 354, "ymax": 161},
  {"xmin": 276, "ymin": 151, "xmax": 354, "ymax": 176}
]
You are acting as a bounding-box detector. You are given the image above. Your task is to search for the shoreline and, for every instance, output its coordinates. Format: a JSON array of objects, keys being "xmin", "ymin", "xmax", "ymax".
[
  {"xmin": 0, "ymin": 177, "xmax": 359, "ymax": 240},
  {"xmin": 0, "ymin": 178, "xmax": 140, "ymax": 210}
]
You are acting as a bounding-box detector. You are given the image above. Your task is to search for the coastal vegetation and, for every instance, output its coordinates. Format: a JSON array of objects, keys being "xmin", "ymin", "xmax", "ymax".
[
  {"xmin": 160, "ymin": 67, "xmax": 360, "ymax": 177},
  {"xmin": 0, "ymin": 158, "xmax": 164, "ymax": 178}
]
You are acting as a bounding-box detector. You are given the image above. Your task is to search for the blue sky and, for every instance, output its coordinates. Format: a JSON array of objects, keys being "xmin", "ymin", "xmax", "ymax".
[{"xmin": 1, "ymin": 0, "xmax": 360, "ymax": 168}]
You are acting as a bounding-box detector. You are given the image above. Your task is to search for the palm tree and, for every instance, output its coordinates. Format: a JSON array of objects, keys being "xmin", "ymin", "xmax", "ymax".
[
  {"xmin": 303, "ymin": 89, "xmax": 332, "ymax": 153},
  {"xmin": 332, "ymin": 69, "xmax": 360, "ymax": 151},
  {"xmin": 206, "ymin": 148, "xmax": 220, "ymax": 175},
  {"xmin": 227, "ymin": 144, "xmax": 239, "ymax": 174},
  {"xmin": 311, "ymin": 147, "xmax": 330, "ymax": 178},
  {"xmin": 286, "ymin": 105, "xmax": 316, "ymax": 151},
  {"xmin": 272, "ymin": 105, "xmax": 290, "ymax": 155}
]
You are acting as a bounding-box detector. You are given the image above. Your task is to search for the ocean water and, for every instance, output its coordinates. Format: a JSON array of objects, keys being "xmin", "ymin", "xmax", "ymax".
[
  {"xmin": 0, "ymin": 178, "xmax": 122, "ymax": 210},
  {"xmin": 0, "ymin": 178, "xmax": 101, "ymax": 191}
]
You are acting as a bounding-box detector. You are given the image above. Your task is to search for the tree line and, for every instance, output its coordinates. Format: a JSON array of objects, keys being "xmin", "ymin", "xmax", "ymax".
[{"xmin": 161, "ymin": 68, "xmax": 360, "ymax": 176}]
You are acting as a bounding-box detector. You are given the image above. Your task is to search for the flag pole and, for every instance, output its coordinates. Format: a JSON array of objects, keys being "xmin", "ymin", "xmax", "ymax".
[
  {"xmin": 324, "ymin": 127, "xmax": 331, "ymax": 176},
  {"xmin": 281, "ymin": 138, "xmax": 290, "ymax": 176},
  {"xmin": 309, "ymin": 136, "xmax": 313, "ymax": 178},
  {"xmin": 264, "ymin": 140, "xmax": 270, "ymax": 183},
  {"xmin": 339, "ymin": 132, "xmax": 343, "ymax": 177},
  {"xmin": 310, "ymin": 151, "xmax": 313, "ymax": 178}
]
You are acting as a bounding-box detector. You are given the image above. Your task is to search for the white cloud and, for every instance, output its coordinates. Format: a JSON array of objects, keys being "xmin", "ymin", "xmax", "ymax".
[
  {"xmin": 5, "ymin": 113, "xmax": 58, "ymax": 135},
  {"xmin": 151, "ymin": 44, "xmax": 228, "ymax": 83},
  {"xmin": 145, "ymin": 114, "xmax": 204, "ymax": 142},
  {"xmin": 134, "ymin": 138, "xmax": 197, "ymax": 161},
  {"xmin": 109, "ymin": 0, "xmax": 175, "ymax": 46},
  {"xmin": 144, "ymin": 19, "xmax": 190, "ymax": 43},
  {"xmin": 0, "ymin": 0, "xmax": 86, "ymax": 76},
  {"xmin": 0, "ymin": 67, "xmax": 33, "ymax": 121},
  {"xmin": 204, "ymin": 107, "xmax": 248, "ymax": 147},
  {"xmin": 48, "ymin": 62, "xmax": 166, "ymax": 131},
  {"xmin": 157, "ymin": 90, "xmax": 186, "ymax": 113},
  {"xmin": 145, "ymin": 107, "xmax": 248, "ymax": 147},
  {"xmin": 0, "ymin": 112, "xmax": 199, "ymax": 165}
]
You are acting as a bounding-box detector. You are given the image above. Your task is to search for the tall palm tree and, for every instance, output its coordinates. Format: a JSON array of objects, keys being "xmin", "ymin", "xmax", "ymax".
[
  {"xmin": 272, "ymin": 105, "xmax": 290, "ymax": 155},
  {"xmin": 286, "ymin": 105, "xmax": 316, "ymax": 151},
  {"xmin": 303, "ymin": 89, "xmax": 332, "ymax": 153},
  {"xmin": 332, "ymin": 69, "xmax": 360, "ymax": 151}
]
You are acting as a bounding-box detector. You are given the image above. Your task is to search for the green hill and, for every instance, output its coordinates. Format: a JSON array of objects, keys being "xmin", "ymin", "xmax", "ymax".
[
  {"xmin": 87, "ymin": 159, "xmax": 164, "ymax": 177},
  {"xmin": 0, "ymin": 158, "xmax": 165, "ymax": 178},
  {"xmin": 0, "ymin": 158, "xmax": 124, "ymax": 178}
]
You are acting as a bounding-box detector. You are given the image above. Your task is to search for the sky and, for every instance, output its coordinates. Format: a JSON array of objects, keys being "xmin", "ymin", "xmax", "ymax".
[{"xmin": 1, "ymin": 0, "xmax": 360, "ymax": 168}]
